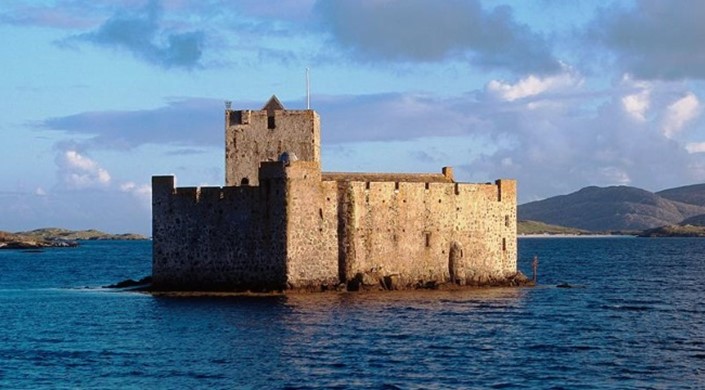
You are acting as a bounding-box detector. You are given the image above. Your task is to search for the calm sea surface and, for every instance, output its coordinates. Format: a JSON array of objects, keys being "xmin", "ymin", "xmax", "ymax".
[{"xmin": 0, "ymin": 238, "xmax": 703, "ymax": 389}]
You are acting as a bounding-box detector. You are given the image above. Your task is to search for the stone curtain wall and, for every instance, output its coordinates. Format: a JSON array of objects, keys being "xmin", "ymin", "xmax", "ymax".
[
  {"xmin": 151, "ymin": 175, "xmax": 288, "ymax": 291},
  {"xmin": 281, "ymin": 160, "xmax": 518, "ymax": 289},
  {"xmin": 335, "ymin": 179, "xmax": 517, "ymax": 287},
  {"xmin": 152, "ymin": 167, "xmax": 516, "ymax": 291},
  {"xmin": 225, "ymin": 109, "xmax": 320, "ymax": 187}
]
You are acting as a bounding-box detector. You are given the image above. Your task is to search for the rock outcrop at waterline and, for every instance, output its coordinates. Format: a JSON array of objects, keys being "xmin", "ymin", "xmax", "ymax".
[
  {"xmin": 0, "ymin": 231, "xmax": 77, "ymax": 250},
  {"xmin": 347, "ymin": 270, "xmax": 532, "ymax": 292}
]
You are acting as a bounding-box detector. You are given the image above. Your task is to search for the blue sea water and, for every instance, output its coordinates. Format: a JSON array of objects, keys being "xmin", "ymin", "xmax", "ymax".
[{"xmin": 0, "ymin": 238, "xmax": 703, "ymax": 389}]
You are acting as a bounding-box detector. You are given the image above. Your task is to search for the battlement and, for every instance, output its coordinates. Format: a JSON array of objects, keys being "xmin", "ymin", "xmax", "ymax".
[{"xmin": 226, "ymin": 108, "xmax": 317, "ymax": 129}]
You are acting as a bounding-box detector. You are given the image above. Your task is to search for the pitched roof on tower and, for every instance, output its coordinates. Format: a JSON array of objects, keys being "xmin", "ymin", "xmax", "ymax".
[{"xmin": 262, "ymin": 95, "xmax": 285, "ymax": 115}]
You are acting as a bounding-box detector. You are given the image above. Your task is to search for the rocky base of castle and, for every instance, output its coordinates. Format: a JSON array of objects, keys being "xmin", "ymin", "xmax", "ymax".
[
  {"xmin": 133, "ymin": 271, "xmax": 532, "ymax": 295},
  {"xmin": 335, "ymin": 270, "xmax": 532, "ymax": 292}
]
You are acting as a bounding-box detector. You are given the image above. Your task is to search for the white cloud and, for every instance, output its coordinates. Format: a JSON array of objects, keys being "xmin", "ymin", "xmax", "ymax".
[
  {"xmin": 686, "ymin": 142, "xmax": 705, "ymax": 154},
  {"xmin": 486, "ymin": 69, "xmax": 581, "ymax": 102},
  {"xmin": 662, "ymin": 92, "xmax": 700, "ymax": 138},
  {"xmin": 621, "ymin": 80, "xmax": 651, "ymax": 121},
  {"xmin": 120, "ymin": 181, "xmax": 151, "ymax": 195},
  {"xmin": 461, "ymin": 79, "xmax": 705, "ymax": 201},
  {"xmin": 56, "ymin": 149, "xmax": 111, "ymax": 189},
  {"xmin": 599, "ymin": 167, "xmax": 631, "ymax": 185},
  {"xmin": 64, "ymin": 150, "xmax": 99, "ymax": 171},
  {"xmin": 120, "ymin": 181, "xmax": 152, "ymax": 207}
]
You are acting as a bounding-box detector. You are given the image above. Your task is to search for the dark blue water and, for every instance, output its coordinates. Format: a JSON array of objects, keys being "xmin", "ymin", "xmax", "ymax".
[{"xmin": 1, "ymin": 238, "xmax": 703, "ymax": 389}]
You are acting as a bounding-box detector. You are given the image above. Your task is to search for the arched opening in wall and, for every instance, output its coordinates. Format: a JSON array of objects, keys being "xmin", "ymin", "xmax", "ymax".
[{"xmin": 241, "ymin": 177, "xmax": 250, "ymax": 186}]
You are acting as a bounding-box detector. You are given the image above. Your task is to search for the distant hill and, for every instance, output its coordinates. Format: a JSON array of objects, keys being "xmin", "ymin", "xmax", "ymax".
[
  {"xmin": 1, "ymin": 228, "xmax": 147, "ymax": 250},
  {"xmin": 517, "ymin": 220, "xmax": 588, "ymax": 235},
  {"xmin": 680, "ymin": 214, "xmax": 705, "ymax": 226},
  {"xmin": 18, "ymin": 228, "xmax": 146, "ymax": 241},
  {"xmin": 657, "ymin": 183, "xmax": 705, "ymax": 207},
  {"xmin": 638, "ymin": 224, "xmax": 705, "ymax": 237},
  {"xmin": 519, "ymin": 185, "xmax": 705, "ymax": 231}
]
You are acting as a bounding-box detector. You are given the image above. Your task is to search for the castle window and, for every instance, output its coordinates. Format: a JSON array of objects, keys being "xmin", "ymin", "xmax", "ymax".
[
  {"xmin": 425, "ymin": 183, "xmax": 430, "ymax": 190},
  {"xmin": 268, "ymin": 115, "xmax": 276, "ymax": 129},
  {"xmin": 241, "ymin": 177, "xmax": 250, "ymax": 186},
  {"xmin": 424, "ymin": 232, "xmax": 432, "ymax": 248},
  {"xmin": 505, "ymin": 215, "xmax": 510, "ymax": 227},
  {"xmin": 502, "ymin": 238, "xmax": 507, "ymax": 251},
  {"xmin": 394, "ymin": 182, "xmax": 400, "ymax": 192}
]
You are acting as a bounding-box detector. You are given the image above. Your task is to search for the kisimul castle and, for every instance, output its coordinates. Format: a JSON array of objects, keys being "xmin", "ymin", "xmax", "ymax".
[{"xmin": 151, "ymin": 96, "xmax": 519, "ymax": 291}]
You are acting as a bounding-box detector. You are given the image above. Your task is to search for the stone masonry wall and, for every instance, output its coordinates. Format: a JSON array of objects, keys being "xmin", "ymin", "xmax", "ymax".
[
  {"xmin": 282, "ymin": 162, "xmax": 340, "ymax": 289},
  {"xmin": 329, "ymin": 178, "xmax": 517, "ymax": 288},
  {"xmin": 151, "ymin": 175, "xmax": 288, "ymax": 291},
  {"xmin": 281, "ymin": 160, "xmax": 518, "ymax": 290},
  {"xmin": 152, "ymin": 167, "xmax": 516, "ymax": 291},
  {"xmin": 225, "ymin": 109, "xmax": 320, "ymax": 187}
]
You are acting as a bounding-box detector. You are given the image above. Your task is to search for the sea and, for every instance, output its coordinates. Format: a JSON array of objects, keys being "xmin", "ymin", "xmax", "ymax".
[{"xmin": 0, "ymin": 237, "xmax": 703, "ymax": 389}]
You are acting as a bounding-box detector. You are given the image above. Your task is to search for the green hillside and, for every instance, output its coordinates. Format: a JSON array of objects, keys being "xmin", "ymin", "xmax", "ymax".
[{"xmin": 517, "ymin": 220, "xmax": 588, "ymax": 235}]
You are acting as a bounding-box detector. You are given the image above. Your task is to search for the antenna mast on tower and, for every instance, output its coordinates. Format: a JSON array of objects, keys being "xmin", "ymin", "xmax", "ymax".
[{"xmin": 306, "ymin": 67, "xmax": 311, "ymax": 109}]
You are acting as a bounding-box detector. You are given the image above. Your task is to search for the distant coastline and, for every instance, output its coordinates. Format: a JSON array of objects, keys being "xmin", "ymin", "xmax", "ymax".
[
  {"xmin": 518, "ymin": 233, "xmax": 636, "ymax": 239},
  {"xmin": 517, "ymin": 219, "xmax": 705, "ymax": 238},
  {"xmin": 0, "ymin": 228, "xmax": 148, "ymax": 250}
]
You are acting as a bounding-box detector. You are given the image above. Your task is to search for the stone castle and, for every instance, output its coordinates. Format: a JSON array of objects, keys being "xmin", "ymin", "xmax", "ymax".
[{"xmin": 151, "ymin": 96, "xmax": 519, "ymax": 291}]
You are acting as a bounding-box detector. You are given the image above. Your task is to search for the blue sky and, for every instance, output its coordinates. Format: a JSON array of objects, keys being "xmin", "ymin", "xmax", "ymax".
[{"xmin": 2, "ymin": 0, "xmax": 705, "ymax": 235}]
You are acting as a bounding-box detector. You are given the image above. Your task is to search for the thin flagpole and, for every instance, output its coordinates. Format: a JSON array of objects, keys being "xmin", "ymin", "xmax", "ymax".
[{"xmin": 306, "ymin": 67, "xmax": 310, "ymax": 110}]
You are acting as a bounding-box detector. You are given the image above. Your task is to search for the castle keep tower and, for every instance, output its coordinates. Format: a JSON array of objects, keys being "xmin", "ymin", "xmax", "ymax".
[
  {"xmin": 225, "ymin": 95, "xmax": 320, "ymax": 186},
  {"xmin": 152, "ymin": 96, "xmax": 520, "ymax": 292}
]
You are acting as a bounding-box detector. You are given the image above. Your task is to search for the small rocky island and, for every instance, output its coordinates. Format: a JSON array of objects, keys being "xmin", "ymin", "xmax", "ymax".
[{"xmin": 0, "ymin": 228, "xmax": 147, "ymax": 250}]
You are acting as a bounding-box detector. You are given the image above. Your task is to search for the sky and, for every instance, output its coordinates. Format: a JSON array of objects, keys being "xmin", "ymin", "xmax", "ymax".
[{"xmin": 2, "ymin": 0, "xmax": 705, "ymax": 235}]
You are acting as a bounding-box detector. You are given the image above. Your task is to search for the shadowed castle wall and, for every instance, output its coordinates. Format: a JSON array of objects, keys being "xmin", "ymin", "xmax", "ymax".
[{"xmin": 151, "ymin": 174, "xmax": 288, "ymax": 291}]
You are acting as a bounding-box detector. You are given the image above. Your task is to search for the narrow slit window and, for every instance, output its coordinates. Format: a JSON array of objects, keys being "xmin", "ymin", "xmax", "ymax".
[{"xmin": 268, "ymin": 115, "xmax": 276, "ymax": 129}]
